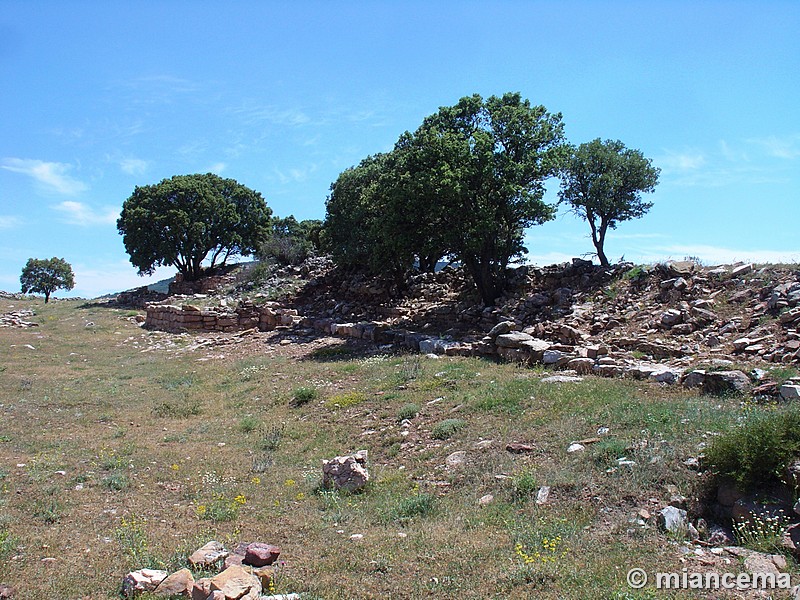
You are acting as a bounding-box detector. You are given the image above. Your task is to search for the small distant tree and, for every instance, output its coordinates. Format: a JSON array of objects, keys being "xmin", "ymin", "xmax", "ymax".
[
  {"xmin": 20, "ymin": 257, "xmax": 75, "ymax": 303},
  {"xmin": 117, "ymin": 173, "xmax": 271, "ymax": 281},
  {"xmin": 559, "ymin": 138, "xmax": 660, "ymax": 267}
]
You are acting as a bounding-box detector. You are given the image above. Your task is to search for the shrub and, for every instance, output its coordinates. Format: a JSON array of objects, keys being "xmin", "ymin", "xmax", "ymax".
[
  {"xmin": 291, "ymin": 386, "xmax": 318, "ymax": 407},
  {"xmin": 705, "ymin": 407, "xmax": 800, "ymax": 490},
  {"xmin": 325, "ymin": 392, "xmax": 367, "ymax": 409},
  {"xmin": 511, "ymin": 470, "xmax": 538, "ymax": 502},
  {"xmin": 383, "ymin": 493, "xmax": 437, "ymax": 523},
  {"xmin": 431, "ymin": 418, "xmax": 467, "ymax": 440},
  {"xmin": 398, "ymin": 403, "xmax": 420, "ymax": 421},
  {"xmin": 238, "ymin": 416, "xmax": 260, "ymax": 433}
]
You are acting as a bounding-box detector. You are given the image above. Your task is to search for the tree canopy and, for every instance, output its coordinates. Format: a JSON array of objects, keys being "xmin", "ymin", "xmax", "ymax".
[
  {"xmin": 323, "ymin": 92, "xmax": 566, "ymax": 304},
  {"xmin": 117, "ymin": 173, "xmax": 271, "ymax": 281},
  {"xmin": 559, "ymin": 138, "xmax": 660, "ymax": 266},
  {"xmin": 20, "ymin": 257, "xmax": 75, "ymax": 303}
]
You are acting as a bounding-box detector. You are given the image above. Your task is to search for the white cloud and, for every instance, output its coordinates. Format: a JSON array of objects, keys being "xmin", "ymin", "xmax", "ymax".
[
  {"xmin": 272, "ymin": 163, "xmax": 318, "ymax": 184},
  {"xmin": 0, "ymin": 215, "xmax": 22, "ymax": 229},
  {"xmin": 228, "ymin": 102, "xmax": 312, "ymax": 127},
  {"xmin": 119, "ymin": 157, "xmax": 149, "ymax": 175},
  {"xmin": 1, "ymin": 158, "xmax": 88, "ymax": 195},
  {"xmin": 53, "ymin": 201, "xmax": 118, "ymax": 226}
]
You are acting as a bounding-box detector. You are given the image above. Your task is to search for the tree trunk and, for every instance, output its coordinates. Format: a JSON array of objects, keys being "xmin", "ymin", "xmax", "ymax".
[
  {"xmin": 44, "ymin": 291, "xmax": 50, "ymax": 303},
  {"xmin": 466, "ymin": 256, "xmax": 503, "ymax": 306}
]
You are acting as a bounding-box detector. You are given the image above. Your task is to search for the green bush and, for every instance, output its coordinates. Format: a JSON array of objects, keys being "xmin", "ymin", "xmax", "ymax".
[
  {"xmin": 290, "ymin": 386, "xmax": 318, "ymax": 407},
  {"xmin": 382, "ymin": 493, "xmax": 437, "ymax": 523},
  {"xmin": 431, "ymin": 418, "xmax": 467, "ymax": 440},
  {"xmin": 398, "ymin": 403, "xmax": 420, "ymax": 421},
  {"xmin": 705, "ymin": 407, "xmax": 800, "ymax": 490}
]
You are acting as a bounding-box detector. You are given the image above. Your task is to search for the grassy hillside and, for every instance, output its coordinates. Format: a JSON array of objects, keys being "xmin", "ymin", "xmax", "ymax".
[{"xmin": 0, "ymin": 298, "xmax": 795, "ymax": 598}]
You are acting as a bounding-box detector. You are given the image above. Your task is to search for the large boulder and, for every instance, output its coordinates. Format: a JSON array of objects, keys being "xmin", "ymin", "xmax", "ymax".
[
  {"xmin": 122, "ymin": 569, "xmax": 168, "ymax": 597},
  {"xmin": 702, "ymin": 370, "xmax": 752, "ymax": 395},
  {"xmin": 155, "ymin": 568, "xmax": 194, "ymax": 597},
  {"xmin": 322, "ymin": 450, "xmax": 370, "ymax": 492}
]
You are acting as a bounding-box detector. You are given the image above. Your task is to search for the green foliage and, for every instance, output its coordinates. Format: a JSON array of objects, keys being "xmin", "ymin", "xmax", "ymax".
[
  {"xmin": 0, "ymin": 528, "xmax": 17, "ymax": 562},
  {"xmin": 431, "ymin": 418, "xmax": 467, "ymax": 440},
  {"xmin": 290, "ymin": 386, "xmax": 318, "ymax": 407},
  {"xmin": 323, "ymin": 92, "xmax": 567, "ymax": 305},
  {"xmin": 102, "ymin": 472, "xmax": 130, "ymax": 491},
  {"xmin": 511, "ymin": 470, "xmax": 538, "ymax": 502},
  {"xmin": 591, "ymin": 438, "xmax": 630, "ymax": 467},
  {"xmin": 382, "ymin": 492, "xmax": 437, "ymax": 523},
  {"xmin": 238, "ymin": 415, "xmax": 260, "ymax": 433},
  {"xmin": 117, "ymin": 173, "xmax": 272, "ymax": 281},
  {"xmin": 19, "ymin": 256, "xmax": 75, "ymax": 303},
  {"xmin": 397, "ymin": 402, "xmax": 420, "ymax": 421},
  {"xmin": 559, "ymin": 139, "xmax": 659, "ymax": 266},
  {"xmin": 258, "ymin": 215, "xmax": 321, "ymax": 265},
  {"xmin": 325, "ymin": 392, "xmax": 367, "ymax": 408},
  {"xmin": 705, "ymin": 407, "xmax": 800, "ymax": 490}
]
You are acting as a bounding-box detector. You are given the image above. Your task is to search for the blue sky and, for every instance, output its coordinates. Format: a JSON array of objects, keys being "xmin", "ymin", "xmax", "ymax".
[{"xmin": 1, "ymin": 1, "xmax": 798, "ymax": 298}]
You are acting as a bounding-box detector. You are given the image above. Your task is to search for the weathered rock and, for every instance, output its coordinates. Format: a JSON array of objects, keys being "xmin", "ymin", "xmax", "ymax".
[
  {"xmin": 478, "ymin": 494, "xmax": 494, "ymax": 506},
  {"xmin": 243, "ymin": 542, "xmax": 281, "ymax": 567},
  {"xmin": 730, "ymin": 263, "xmax": 753, "ymax": 277},
  {"xmin": 536, "ymin": 486, "xmax": 551, "ymax": 505},
  {"xmin": 567, "ymin": 443, "xmax": 586, "ymax": 454},
  {"xmin": 707, "ymin": 524, "xmax": 735, "ymax": 546},
  {"xmin": 780, "ymin": 384, "xmax": 800, "ymax": 401},
  {"xmin": 703, "ymin": 370, "xmax": 752, "ymax": 395},
  {"xmin": 541, "ymin": 374, "xmax": 583, "ymax": 383},
  {"xmin": 782, "ymin": 523, "xmax": 800, "ymax": 559},
  {"xmin": 567, "ymin": 357, "xmax": 594, "ymax": 374},
  {"xmin": 209, "ymin": 565, "xmax": 262, "ymax": 600},
  {"xmin": 0, "ymin": 585, "xmax": 15, "ymax": 599},
  {"xmin": 495, "ymin": 331, "xmax": 534, "ymax": 348},
  {"xmin": 191, "ymin": 578, "xmax": 212, "ymax": 600},
  {"xmin": 505, "ymin": 442, "xmax": 535, "ymax": 454},
  {"xmin": 189, "ymin": 541, "xmax": 229, "ymax": 569},
  {"xmin": 122, "ymin": 569, "xmax": 169, "ymax": 597},
  {"xmin": 322, "ymin": 450, "xmax": 370, "ymax": 492},
  {"xmin": 658, "ymin": 506, "xmax": 688, "ymax": 535},
  {"xmin": 155, "ymin": 568, "xmax": 194, "ymax": 597},
  {"xmin": 488, "ymin": 321, "xmax": 515, "ymax": 337},
  {"xmin": 445, "ymin": 450, "xmax": 467, "ymax": 468},
  {"xmin": 682, "ymin": 370, "xmax": 706, "ymax": 388}
]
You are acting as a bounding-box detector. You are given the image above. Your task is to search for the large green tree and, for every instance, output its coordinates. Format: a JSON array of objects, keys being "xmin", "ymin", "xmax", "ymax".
[
  {"xmin": 400, "ymin": 92, "xmax": 567, "ymax": 304},
  {"xmin": 558, "ymin": 138, "xmax": 660, "ymax": 267},
  {"xmin": 117, "ymin": 173, "xmax": 271, "ymax": 281},
  {"xmin": 258, "ymin": 215, "xmax": 323, "ymax": 265},
  {"xmin": 20, "ymin": 257, "xmax": 75, "ymax": 303}
]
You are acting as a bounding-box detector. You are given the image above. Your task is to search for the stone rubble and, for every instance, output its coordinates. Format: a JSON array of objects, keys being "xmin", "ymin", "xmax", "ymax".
[
  {"xmin": 121, "ymin": 540, "xmax": 285, "ymax": 599},
  {"xmin": 138, "ymin": 258, "xmax": 799, "ymax": 402}
]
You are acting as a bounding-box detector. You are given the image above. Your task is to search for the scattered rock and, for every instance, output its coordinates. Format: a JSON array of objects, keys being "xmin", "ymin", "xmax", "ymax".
[
  {"xmin": 189, "ymin": 541, "xmax": 229, "ymax": 569},
  {"xmin": 122, "ymin": 569, "xmax": 169, "ymax": 597},
  {"xmin": 209, "ymin": 565, "xmax": 261, "ymax": 600},
  {"xmin": 536, "ymin": 486, "xmax": 551, "ymax": 505},
  {"xmin": 445, "ymin": 450, "xmax": 467, "ymax": 468},
  {"xmin": 658, "ymin": 506, "xmax": 688, "ymax": 535},
  {"xmin": 154, "ymin": 568, "xmax": 194, "ymax": 597},
  {"xmin": 243, "ymin": 542, "xmax": 281, "ymax": 567},
  {"xmin": 478, "ymin": 494, "xmax": 494, "ymax": 506},
  {"xmin": 505, "ymin": 442, "xmax": 535, "ymax": 454}
]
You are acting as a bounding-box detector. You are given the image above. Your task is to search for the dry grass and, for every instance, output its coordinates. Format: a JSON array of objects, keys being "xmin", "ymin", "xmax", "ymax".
[{"xmin": 0, "ymin": 298, "xmax": 793, "ymax": 598}]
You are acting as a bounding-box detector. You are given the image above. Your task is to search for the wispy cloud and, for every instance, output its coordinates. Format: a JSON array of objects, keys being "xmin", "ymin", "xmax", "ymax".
[
  {"xmin": 119, "ymin": 157, "xmax": 149, "ymax": 175},
  {"xmin": 205, "ymin": 162, "xmax": 226, "ymax": 175},
  {"xmin": 629, "ymin": 243, "xmax": 800, "ymax": 266},
  {"xmin": 0, "ymin": 215, "xmax": 22, "ymax": 229},
  {"xmin": 1, "ymin": 158, "xmax": 88, "ymax": 195},
  {"xmin": 228, "ymin": 102, "xmax": 312, "ymax": 127},
  {"xmin": 53, "ymin": 201, "xmax": 118, "ymax": 226},
  {"xmin": 748, "ymin": 134, "xmax": 800, "ymax": 160},
  {"xmin": 655, "ymin": 150, "xmax": 706, "ymax": 173},
  {"xmin": 271, "ymin": 163, "xmax": 318, "ymax": 185}
]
